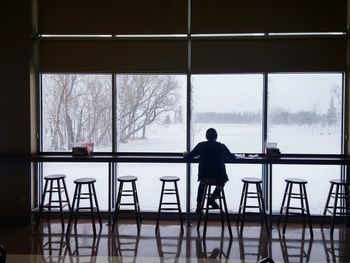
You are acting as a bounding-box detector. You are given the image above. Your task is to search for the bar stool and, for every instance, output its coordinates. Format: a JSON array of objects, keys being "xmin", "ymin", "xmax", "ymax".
[
  {"xmin": 197, "ymin": 179, "xmax": 232, "ymax": 239},
  {"xmin": 36, "ymin": 174, "xmax": 71, "ymax": 230},
  {"xmin": 155, "ymin": 176, "xmax": 183, "ymax": 233},
  {"xmin": 321, "ymin": 179, "xmax": 350, "ymax": 236},
  {"xmin": 112, "ymin": 176, "xmax": 141, "ymax": 232},
  {"xmin": 278, "ymin": 178, "xmax": 313, "ymax": 238},
  {"xmin": 237, "ymin": 177, "xmax": 269, "ymax": 236},
  {"xmin": 66, "ymin": 177, "xmax": 102, "ymax": 237}
]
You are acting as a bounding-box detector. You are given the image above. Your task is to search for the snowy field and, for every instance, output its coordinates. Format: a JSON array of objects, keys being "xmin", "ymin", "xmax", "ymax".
[{"xmin": 43, "ymin": 123, "xmax": 341, "ymax": 214}]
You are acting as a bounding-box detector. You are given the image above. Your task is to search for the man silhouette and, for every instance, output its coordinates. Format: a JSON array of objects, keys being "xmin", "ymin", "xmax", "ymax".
[{"xmin": 184, "ymin": 128, "xmax": 234, "ymax": 213}]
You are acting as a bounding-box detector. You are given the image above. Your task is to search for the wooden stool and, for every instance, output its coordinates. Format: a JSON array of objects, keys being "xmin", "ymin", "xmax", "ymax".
[
  {"xmin": 237, "ymin": 177, "xmax": 269, "ymax": 236},
  {"xmin": 66, "ymin": 178, "xmax": 102, "ymax": 237},
  {"xmin": 197, "ymin": 180, "xmax": 232, "ymax": 239},
  {"xmin": 321, "ymin": 179, "xmax": 350, "ymax": 236},
  {"xmin": 155, "ymin": 176, "xmax": 183, "ymax": 233},
  {"xmin": 279, "ymin": 178, "xmax": 313, "ymax": 238},
  {"xmin": 112, "ymin": 176, "xmax": 141, "ymax": 232},
  {"xmin": 36, "ymin": 174, "xmax": 71, "ymax": 229}
]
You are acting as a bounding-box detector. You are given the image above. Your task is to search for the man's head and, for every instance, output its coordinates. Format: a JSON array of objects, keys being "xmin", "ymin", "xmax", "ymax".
[{"xmin": 206, "ymin": 128, "xmax": 218, "ymax": 141}]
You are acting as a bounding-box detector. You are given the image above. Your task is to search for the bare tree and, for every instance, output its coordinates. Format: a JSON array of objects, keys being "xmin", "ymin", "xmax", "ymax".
[
  {"xmin": 117, "ymin": 75, "xmax": 180, "ymax": 143},
  {"xmin": 43, "ymin": 74, "xmax": 180, "ymax": 150},
  {"xmin": 43, "ymin": 74, "xmax": 111, "ymax": 151}
]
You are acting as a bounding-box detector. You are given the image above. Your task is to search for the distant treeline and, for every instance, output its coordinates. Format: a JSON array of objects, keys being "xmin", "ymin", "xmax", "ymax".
[{"xmin": 195, "ymin": 109, "xmax": 339, "ymax": 125}]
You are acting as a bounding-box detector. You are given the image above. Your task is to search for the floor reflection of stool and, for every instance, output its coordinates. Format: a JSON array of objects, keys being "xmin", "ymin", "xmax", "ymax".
[
  {"xmin": 321, "ymin": 179, "xmax": 350, "ymax": 236},
  {"xmin": 197, "ymin": 180, "xmax": 232, "ymax": 239},
  {"xmin": 278, "ymin": 227, "xmax": 312, "ymax": 263},
  {"xmin": 66, "ymin": 178, "xmax": 102, "ymax": 237},
  {"xmin": 37, "ymin": 174, "xmax": 71, "ymax": 230},
  {"xmin": 237, "ymin": 177, "xmax": 269, "ymax": 236},
  {"xmin": 155, "ymin": 176, "xmax": 183, "ymax": 233},
  {"xmin": 112, "ymin": 176, "xmax": 141, "ymax": 232},
  {"xmin": 279, "ymin": 178, "xmax": 313, "ymax": 238}
]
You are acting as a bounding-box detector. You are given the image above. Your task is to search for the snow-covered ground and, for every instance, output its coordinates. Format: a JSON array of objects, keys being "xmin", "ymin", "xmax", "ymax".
[{"xmin": 43, "ymin": 123, "xmax": 341, "ymax": 214}]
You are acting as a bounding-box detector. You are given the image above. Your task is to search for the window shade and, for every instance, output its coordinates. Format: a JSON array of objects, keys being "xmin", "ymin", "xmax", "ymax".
[
  {"xmin": 191, "ymin": 0, "xmax": 347, "ymax": 34},
  {"xmin": 191, "ymin": 38, "xmax": 347, "ymax": 73},
  {"xmin": 39, "ymin": 40, "xmax": 187, "ymax": 73},
  {"xmin": 38, "ymin": 0, "xmax": 187, "ymax": 35}
]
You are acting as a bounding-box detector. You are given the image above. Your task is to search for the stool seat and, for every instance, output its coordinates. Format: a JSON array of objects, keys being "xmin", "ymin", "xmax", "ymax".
[
  {"xmin": 285, "ymin": 178, "xmax": 307, "ymax": 184},
  {"xmin": 74, "ymin": 177, "xmax": 96, "ymax": 184},
  {"xmin": 160, "ymin": 176, "xmax": 180, "ymax": 182},
  {"xmin": 44, "ymin": 174, "xmax": 66, "ymax": 180},
  {"xmin": 242, "ymin": 177, "xmax": 262, "ymax": 183},
  {"xmin": 329, "ymin": 179, "xmax": 350, "ymax": 185},
  {"xmin": 118, "ymin": 176, "xmax": 138, "ymax": 182}
]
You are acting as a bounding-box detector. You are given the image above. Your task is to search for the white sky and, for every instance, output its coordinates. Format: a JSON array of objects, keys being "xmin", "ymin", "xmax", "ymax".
[{"xmin": 184, "ymin": 73, "xmax": 343, "ymax": 114}]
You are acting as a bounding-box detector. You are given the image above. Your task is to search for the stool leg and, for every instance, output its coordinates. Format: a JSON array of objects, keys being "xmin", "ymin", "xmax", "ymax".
[
  {"xmin": 88, "ymin": 183, "xmax": 97, "ymax": 236},
  {"xmin": 132, "ymin": 181, "xmax": 141, "ymax": 232},
  {"xmin": 66, "ymin": 184, "xmax": 79, "ymax": 238},
  {"xmin": 91, "ymin": 183, "xmax": 102, "ymax": 227},
  {"xmin": 62, "ymin": 178, "xmax": 71, "ymax": 210},
  {"xmin": 345, "ymin": 185, "xmax": 350, "ymax": 227},
  {"xmin": 174, "ymin": 181, "xmax": 184, "ymax": 232},
  {"xmin": 112, "ymin": 182, "xmax": 124, "ymax": 232},
  {"xmin": 133, "ymin": 181, "xmax": 142, "ymax": 226},
  {"xmin": 237, "ymin": 182, "xmax": 247, "ymax": 227},
  {"xmin": 321, "ymin": 183, "xmax": 334, "ymax": 227},
  {"xmin": 74, "ymin": 184, "xmax": 82, "ymax": 229},
  {"xmin": 257, "ymin": 183, "xmax": 269, "ymax": 235},
  {"xmin": 218, "ymin": 188, "xmax": 225, "ymax": 229},
  {"xmin": 282, "ymin": 183, "xmax": 293, "ymax": 235},
  {"xmin": 36, "ymin": 179, "xmax": 49, "ymax": 229},
  {"xmin": 279, "ymin": 182, "xmax": 290, "ymax": 226},
  {"xmin": 302, "ymin": 184, "xmax": 313, "ymax": 238},
  {"xmin": 220, "ymin": 186, "xmax": 233, "ymax": 239},
  {"xmin": 203, "ymin": 185, "xmax": 212, "ymax": 239},
  {"xmin": 299, "ymin": 184, "xmax": 306, "ymax": 228},
  {"xmin": 57, "ymin": 179, "xmax": 65, "ymax": 230},
  {"xmin": 155, "ymin": 181, "xmax": 166, "ymax": 233},
  {"xmin": 239, "ymin": 183, "xmax": 249, "ymax": 236},
  {"xmin": 47, "ymin": 179, "xmax": 54, "ymax": 221},
  {"xmin": 197, "ymin": 184, "xmax": 207, "ymax": 230},
  {"xmin": 330, "ymin": 184, "xmax": 340, "ymax": 236}
]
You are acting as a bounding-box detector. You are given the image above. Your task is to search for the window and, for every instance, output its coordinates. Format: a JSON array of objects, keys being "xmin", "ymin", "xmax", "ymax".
[
  {"xmin": 42, "ymin": 74, "xmax": 112, "ymax": 152},
  {"xmin": 267, "ymin": 73, "xmax": 343, "ymax": 213},
  {"xmin": 191, "ymin": 74, "xmax": 263, "ymax": 211},
  {"xmin": 116, "ymin": 74, "xmax": 187, "ymax": 152}
]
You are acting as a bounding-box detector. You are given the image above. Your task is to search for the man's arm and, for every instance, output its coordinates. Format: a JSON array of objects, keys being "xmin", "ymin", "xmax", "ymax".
[
  {"xmin": 222, "ymin": 144, "xmax": 235, "ymax": 161},
  {"xmin": 183, "ymin": 143, "xmax": 201, "ymax": 160}
]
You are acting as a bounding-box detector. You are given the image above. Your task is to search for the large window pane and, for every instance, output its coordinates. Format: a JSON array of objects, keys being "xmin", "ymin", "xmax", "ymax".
[
  {"xmin": 267, "ymin": 73, "xmax": 342, "ymax": 154},
  {"xmin": 268, "ymin": 73, "xmax": 343, "ymax": 214},
  {"xmin": 191, "ymin": 74, "xmax": 263, "ymax": 153},
  {"xmin": 190, "ymin": 74, "xmax": 264, "ymax": 212},
  {"xmin": 116, "ymin": 75, "xmax": 186, "ymax": 152},
  {"xmin": 42, "ymin": 74, "xmax": 112, "ymax": 152}
]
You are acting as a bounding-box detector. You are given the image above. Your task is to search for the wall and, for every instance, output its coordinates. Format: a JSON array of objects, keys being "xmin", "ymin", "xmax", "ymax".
[{"xmin": 0, "ymin": 2, "xmax": 32, "ymax": 222}]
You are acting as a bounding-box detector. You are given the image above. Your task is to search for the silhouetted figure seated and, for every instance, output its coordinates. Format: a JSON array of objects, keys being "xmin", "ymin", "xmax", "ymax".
[{"xmin": 184, "ymin": 128, "xmax": 234, "ymax": 214}]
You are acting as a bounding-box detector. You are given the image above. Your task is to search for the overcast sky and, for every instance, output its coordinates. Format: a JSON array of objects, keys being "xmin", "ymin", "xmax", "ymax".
[{"xmin": 186, "ymin": 73, "xmax": 342, "ymax": 114}]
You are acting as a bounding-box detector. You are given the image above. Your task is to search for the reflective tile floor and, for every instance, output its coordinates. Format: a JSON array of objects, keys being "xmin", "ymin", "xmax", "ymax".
[{"xmin": 1, "ymin": 219, "xmax": 350, "ymax": 262}]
